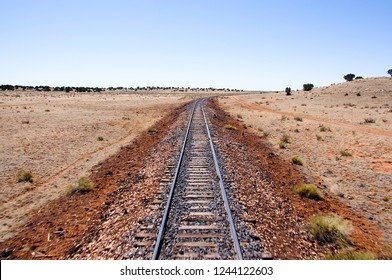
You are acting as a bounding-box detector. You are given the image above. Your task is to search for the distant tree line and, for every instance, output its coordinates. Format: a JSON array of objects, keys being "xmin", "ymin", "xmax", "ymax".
[{"xmin": 0, "ymin": 84, "xmax": 242, "ymax": 92}]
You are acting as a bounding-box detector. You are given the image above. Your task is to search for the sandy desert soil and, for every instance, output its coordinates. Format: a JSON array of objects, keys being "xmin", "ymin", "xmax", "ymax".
[
  {"xmin": 0, "ymin": 90, "xmax": 209, "ymax": 242},
  {"xmin": 218, "ymin": 77, "xmax": 392, "ymax": 246}
]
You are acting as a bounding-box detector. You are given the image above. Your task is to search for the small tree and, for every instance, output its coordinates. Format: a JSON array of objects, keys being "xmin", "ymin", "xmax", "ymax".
[
  {"xmin": 285, "ymin": 87, "xmax": 291, "ymax": 95},
  {"xmin": 344, "ymin": 73, "xmax": 355, "ymax": 81},
  {"xmin": 303, "ymin": 83, "xmax": 314, "ymax": 91},
  {"xmin": 388, "ymin": 69, "xmax": 392, "ymax": 77},
  {"xmin": 355, "ymin": 76, "xmax": 363, "ymax": 80}
]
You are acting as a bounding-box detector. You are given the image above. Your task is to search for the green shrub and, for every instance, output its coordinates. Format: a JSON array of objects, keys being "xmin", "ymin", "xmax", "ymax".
[
  {"xmin": 303, "ymin": 83, "xmax": 314, "ymax": 91},
  {"xmin": 66, "ymin": 177, "xmax": 93, "ymax": 196},
  {"xmin": 295, "ymin": 184, "xmax": 322, "ymax": 200},
  {"xmin": 308, "ymin": 214, "xmax": 351, "ymax": 245},
  {"xmin": 291, "ymin": 156, "xmax": 303, "ymax": 165},
  {"xmin": 17, "ymin": 171, "xmax": 33, "ymax": 183},
  {"xmin": 344, "ymin": 73, "xmax": 355, "ymax": 82}
]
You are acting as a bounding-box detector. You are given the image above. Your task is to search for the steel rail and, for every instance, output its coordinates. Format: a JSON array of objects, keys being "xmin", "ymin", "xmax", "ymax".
[
  {"xmin": 201, "ymin": 101, "xmax": 244, "ymax": 260},
  {"xmin": 151, "ymin": 101, "xmax": 198, "ymax": 260}
]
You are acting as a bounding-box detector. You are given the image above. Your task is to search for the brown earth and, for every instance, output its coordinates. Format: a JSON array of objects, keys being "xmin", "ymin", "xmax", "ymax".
[
  {"xmin": 1, "ymin": 89, "xmax": 240, "ymax": 243},
  {"xmin": 0, "ymin": 93, "xmax": 387, "ymax": 259},
  {"xmin": 0, "ymin": 101, "xmax": 190, "ymax": 259},
  {"xmin": 0, "ymin": 90, "xmax": 194, "ymax": 242},
  {"xmin": 218, "ymin": 77, "xmax": 392, "ymax": 248},
  {"xmin": 206, "ymin": 99, "xmax": 385, "ymax": 259}
]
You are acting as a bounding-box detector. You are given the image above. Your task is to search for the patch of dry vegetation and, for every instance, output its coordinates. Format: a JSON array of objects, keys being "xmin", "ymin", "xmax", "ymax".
[
  {"xmin": 308, "ymin": 214, "xmax": 352, "ymax": 246},
  {"xmin": 295, "ymin": 183, "xmax": 322, "ymax": 200}
]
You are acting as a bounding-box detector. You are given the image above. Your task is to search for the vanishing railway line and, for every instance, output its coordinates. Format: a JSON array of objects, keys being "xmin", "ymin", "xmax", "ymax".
[{"xmin": 127, "ymin": 99, "xmax": 244, "ymax": 260}]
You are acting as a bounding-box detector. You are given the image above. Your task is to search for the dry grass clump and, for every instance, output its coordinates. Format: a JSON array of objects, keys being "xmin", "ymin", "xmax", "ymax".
[
  {"xmin": 17, "ymin": 171, "xmax": 33, "ymax": 183},
  {"xmin": 281, "ymin": 134, "xmax": 290, "ymax": 143},
  {"xmin": 97, "ymin": 136, "xmax": 104, "ymax": 141},
  {"xmin": 364, "ymin": 118, "xmax": 376, "ymax": 123},
  {"xmin": 291, "ymin": 156, "xmax": 303, "ymax": 165},
  {"xmin": 279, "ymin": 141, "xmax": 287, "ymax": 149},
  {"xmin": 147, "ymin": 128, "xmax": 158, "ymax": 133},
  {"xmin": 295, "ymin": 183, "xmax": 322, "ymax": 200},
  {"xmin": 319, "ymin": 124, "xmax": 331, "ymax": 132},
  {"xmin": 66, "ymin": 177, "xmax": 94, "ymax": 196},
  {"xmin": 281, "ymin": 115, "xmax": 289, "ymax": 121},
  {"xmin": 294, "ymin": 116, "xmax": 303, "ymax": 122},
  {"xmin": 224, "ymin": 124, "xmax": 236, "ymax": 130},
  {"xmin": 308, "ymin": 214, "xmax": 352, "ymax": 245},
  {"xmin": 325, "ymin": 249, "xmax": 377, "ymax": 260},
  {"xmin": 340, "ymin": 150, "xmax": 352, "ymax": 157}
]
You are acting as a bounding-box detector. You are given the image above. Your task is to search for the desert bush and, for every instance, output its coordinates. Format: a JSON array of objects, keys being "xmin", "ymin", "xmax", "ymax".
[
  {"xmin": 236, "ymin": 114, "xmax": 243, "ymax": 119},
  {"xmin": 319, "ymin": 124, "xmax": 331, "ymax": 132},
  {"xmin": 294, "ymin": 116, "xmax": 303, "ymax": 122},
  {"xmin": 97, "ymin": 136, "xmax": 104, "ymax": 141},
  {"xmin": 355, "ymin": 76, "xmax": 363, "ymax": 80},
  {"xmin": 387, "ymin": 69, "xmax": 392, "ymax": 77},
  {"xmin": 303, "ymin": 83, "xmax": 314, "ymax": 91},
  {"xmin": 147, "ymin": 128, "xmax": 158, "ymax": 133},
  {"xmin": 295, "ymin": 183, "xmax": 322, "ymax": 200},
  {"xmin": 344, "ymin": 73, "xmax": 355, "ymax": 81},
  {"xmin": 325, "ymin": 249, "xmax": 377, "ymax": 260},
  {"xmin": 285, "ymin": 87, "xmax": 291, "ymax": 95},
  {"xmin": 364, "ymin": 118, "xmax": 376, "ymax": 123},
  {"xmin": 291, "ymin": 156, "xmax": 303, "ymax": 165},
  {"xmin": 316, "ymin": 135, "xmax": 323, "ymax": 141},
  {"xmin": 281, "ymin": 115, "xmax": 289, "ymax": 121},
  {"xmin": 308, "ymin": 214, "xmax": 352, "ymax": 245},
  {"xmin": 224, "ymin": 124, "xmax": 236, "ymax": 130},
  {"xmin": 280, "ymin": 134, "xmax": 290, "ymax": 143},
  {"xmin": 66, "ymin": 177, "xmax": 93, "ymax": 195},
  {"xmin": 17, "ymin": 171, "xmax": 33, "ymax": 183},
  {"xmin": 279, "ymin": 141, "xmax": 287, "ymax": 149},
  {"xmin": 340, "ymin": 150, "xmax": 352, "ymax": 157}
]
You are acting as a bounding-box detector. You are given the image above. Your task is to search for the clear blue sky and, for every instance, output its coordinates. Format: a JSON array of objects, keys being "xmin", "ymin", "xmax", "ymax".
[{"xmin": 1, "ymin": 0, "xmax": 391, "ymax": 90}]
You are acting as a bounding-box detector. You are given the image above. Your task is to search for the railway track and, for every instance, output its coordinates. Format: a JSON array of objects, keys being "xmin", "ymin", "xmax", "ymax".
[
  {"xmin": 127, "ymin": 99, "xmax": 266, "ymax": 260},
  {"xmin": 152, "ymin": 100, "xmax": 242, "ymax": 260}
]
